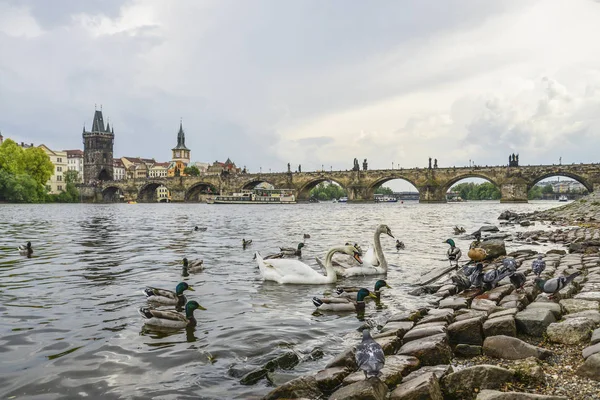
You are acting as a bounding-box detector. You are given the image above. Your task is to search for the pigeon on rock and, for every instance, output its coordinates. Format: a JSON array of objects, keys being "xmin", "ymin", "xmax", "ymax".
[
  {"xmin": 534, "ymin": 271, "xmax": 581, "ymax": 299},
  {"xmin": 355, "ymin": 329, "xmax": 385, "ymax": 379},
  {"xmin": 532, "ymin": 255, "xmax": 546, "ymax": 277},
  {"xmin": 501, "ymin": 257, "xmax": 517, "ymax": 273},
  {"xmin": 509, "ymin": 271, "xmax": 527, "ymax": 291}
]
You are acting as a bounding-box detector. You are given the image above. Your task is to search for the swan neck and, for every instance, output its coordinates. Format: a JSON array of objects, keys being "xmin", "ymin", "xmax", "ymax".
[
  {"xmin": 324, "ymin": 247, "xmax": 347, "ymax": 277},
  {"xmin": 373, "ymin": 228, "xmax": 387, "ymax": 269}
]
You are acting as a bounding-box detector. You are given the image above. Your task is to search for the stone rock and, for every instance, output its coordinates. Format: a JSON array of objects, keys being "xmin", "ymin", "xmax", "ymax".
[
  {"xmin": 509, "ymin": 357, "xmax": 545, "ymax": 385},
  {"xmin": 483, "ymin": 335, "xmax": 552, "ymax": 360},
  {"xmin": 476, "ymin": 390, "xmax": 568, "ymax": 399},
  {"xmin": 413, "ymin": 321, "xmax": 448, "ymax": 329},
  {"xmin": 472, "ymin": 298, "xmax": 501, "ymax": 313},
  {"xmin": 343, "ymin": 355, "xmax": 420, "ymax": 388},
  {"xmin": 547, "ymin": 249, "xmax": 567, "ymax": 255},
  {"xmin": 488, "ymin": 308, "xmax": 519, "ymax": 319},
  {"xmin": 374, "ymin": 335, "xmax": 402, "ymax": 355},
  {"xmin": 498, "ymin": 211, "xmax": 519, "ymax": 220},
  {"xmin": 403, "ymin": 365, "xmax": 454, "ymax": 382},
  {"xmin": 326, "ymin": 347, "xmax": 356, "ymax": 370},
  {"xmin": 390, "ymin": 372, "xmax": 443, "ymax": 400},
  {"xmin": 263, "ymin": 375, "xmax": 322, "ymax": 400},
  {"xmin": 240, "ymin": 367, "xmax": 268, "ymax": 385},
  {"xmin": 483, "ymin": 315, "xmax": 517, "ymax": 337},
  {"xmin": 591, "ymin": 328, "xmax": 600, "ymax": 345},
  {"xmin": 264, "ymin": 351, "xmax": 300, "ymax": 370},
  {"xmin": 266, "ymin": 371, "xmax": 297, "ymax": 386},
  {"xmin": 563, "ymin": 309, "xmax": 600, "ymax": 324},
  {"xmin": 455, "ymin": 309, "xmax": 488, "ymax": 321},
  {"xmin": 315, "ymin": 367, "xmax": 351, "ymax": 392},
  {"xmin": 525, "ymin": 302, "xmax": 563, "ymax": 319},
  {"xmin": 515, "ymin": 308, "xmax": 556, "ymax": 336},
  {"xmin": 439, "ymin": 296, "xmax": 469, "ymax": 310},
  {"xmin": 576, "ymin": 353, "xmax": 600, "ymax": 381},
  {"xmin": 374, "ymin": 321, "xmax": 414, "ymax": 339},
  {"xmin": 480, "ymin": 239, "xmax": 507, "ymax": 259},
  {"xmin": 546, "ymin": 317, "xmax": 595, "ymax": 344},
  {"xmin": 408, "ymin": 286, "xmax": 442, "ymax": 296},
  {"xmin": 402, "ymin": 325, "xmax": 447, "ymax": 343},
  {"xmin": 387, "ymin": 309, "xmax": 427, "ymax": 323},
  {"xmin": 454, "ymin": 344, "xmax": 482, "ymax": 357},
  {"xmin": 448, "ymin": 317, "xmax": 484, "ymax": 346},
  {"xmin": 398, "ymin": 333, "xmax": 452, "ymax": 366},
  {"xmin": 574, "ymin": 291, "xmax": 600, "ymax": 302},
  {"xmin": 582, "ymin": 342, "xmax": 600, "ymax": 359},
  {"xmin": 559, "ymin": 299, "xmax": 600, "ymax": 314},
  {"xmin": 442, "ymin": 365, "xmax": 514, "ymax": 398},
  {"xmin": 486, "ymin": 285, "xmax": 514, "ymax": 302},
  {"xmin": 417, "ymin": 309, "xmax": 454, "ymax": 325}
]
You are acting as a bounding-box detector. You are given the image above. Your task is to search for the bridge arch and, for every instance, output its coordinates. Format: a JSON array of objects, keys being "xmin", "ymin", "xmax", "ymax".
[
  {"xmin": 367, "ymin": 176, "xmax": 420, "ymax": 198},
  {"xmin": 138, "ymin": 182, "xmax": 171, "ymax": 203},
  {"xmin": 240, "ymin": 179, "xmax": 276, "ymax": 190},
  {"xmin": 442, "ymin": 173, "xmax": 501, "ymax": 194},
  {"xmin": 185, "ymin": 182, "xmax": 219, "ymax": 202},
  {"xmin": 528, "ymin": 172, "xmax": 593, "ymax": 192},
  {"xmin": 297, "ymin": 177, "xmax": 347, "ymax": 201},
  {"xmin": 101, "ymin": 186, "xmax": 124, "ymax": 202}
]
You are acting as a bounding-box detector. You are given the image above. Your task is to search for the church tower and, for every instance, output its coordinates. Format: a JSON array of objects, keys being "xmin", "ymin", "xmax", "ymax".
[
  {"xmin": 172, "ymin": 122, "xmax": 190, "ymax": 164},
  {"xmin": 83, "ymin": 108, "xmax": 114, "ymax": 183}
]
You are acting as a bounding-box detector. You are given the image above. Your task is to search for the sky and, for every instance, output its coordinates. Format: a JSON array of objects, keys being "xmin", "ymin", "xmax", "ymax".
[{"xmin": 1, "ymin": 0, "xmax": 600, "ymax": 191}]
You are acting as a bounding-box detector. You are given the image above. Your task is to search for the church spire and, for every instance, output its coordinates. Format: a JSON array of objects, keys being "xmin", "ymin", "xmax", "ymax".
[
  {"xmin": 172, "ymin": 120, "xmax": 189, "ymax": 150},
  {"xmin": 91, "ymin": 110, "xmax": 105, "ymax": 132},
  {"xmin": 106, "ymin": 121, "xmax": 110, "ymax": 133}
]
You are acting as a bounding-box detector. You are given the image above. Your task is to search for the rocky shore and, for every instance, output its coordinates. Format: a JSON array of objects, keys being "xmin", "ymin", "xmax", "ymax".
[{"xmin": 259, "ymin": 197, "xmax": 600, "ymax": 400}]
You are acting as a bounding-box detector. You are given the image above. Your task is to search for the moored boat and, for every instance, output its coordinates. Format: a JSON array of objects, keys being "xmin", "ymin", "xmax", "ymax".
[
  {"xmin": 212, "ymin": 189, "xmax": 296, "ymax": 204},
  {"xmin": 558, "ymin": 195, "xmax": 568, "ymax": 202}
]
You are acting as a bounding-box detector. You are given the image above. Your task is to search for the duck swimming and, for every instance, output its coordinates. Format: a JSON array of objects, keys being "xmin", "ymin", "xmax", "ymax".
[
  {"xmin": 18, "ymin": 242, "xmax": 33, "ymax": 256},
  {"xmin": 279, "ymin": 243, "xmax": 305, "ymax": 257},
  {"xmin": 444, "ymin": 239, "xmax": 461, "ymax": 267},
  {"xmin": 242, "ymin": 239, "xmax": 252, "ymax": 249},
  {"xmin": 255, "ymin": 244, "xmax": 362, "ymax": 284},
  {"xmin": 139, "ymin": 300, "xmax": 206, "ymax": 329},
  {"xmin": 312, "ymin": 288, "xmax": 376, "ymax": 312},
  {"xmin": 144, "ymin": 282, "xmax": 194, "ymax": 308},
  {"xmin": 395, "ymin": 240, "xmax": 405, "ymax": 250},
  {"xmin": 182, "ymin": 257, "xmax": 204, "ymax": 272},
  {"xmin": 335, "ymin": 279, "xmax": 391, "ymax": 301}
]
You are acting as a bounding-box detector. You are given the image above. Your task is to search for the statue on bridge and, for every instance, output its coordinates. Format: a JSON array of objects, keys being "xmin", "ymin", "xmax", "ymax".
[
  {"xmin": 298, "ymin": 164, "xmax": 301, "ymax": 173},
  {"xmin": 434, "ymin": 158, "xmax": 438, "ymax": 168},
  {"xmin": 353, "ymin": 158, "xmax": 360, "ymax": 171},
  {"xmin": 428, "ymin": 157, "xmax": 432, "ymax": 169},
  {"xmin": 363, "ymin": 159, "xmax": 368, "ymax": 171},
  {"xmin": 287, "ymin": 163, "xmax": 291, "ymax": 173},
  {"xmin": 509, "ymin": 153, "xmax": 519, "ymax": 167}
]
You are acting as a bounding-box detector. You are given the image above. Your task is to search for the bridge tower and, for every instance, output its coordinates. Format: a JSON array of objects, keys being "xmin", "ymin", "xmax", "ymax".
[{"xmin": 83, "ymin": 108, "xmax": 114, "ymax": 183}]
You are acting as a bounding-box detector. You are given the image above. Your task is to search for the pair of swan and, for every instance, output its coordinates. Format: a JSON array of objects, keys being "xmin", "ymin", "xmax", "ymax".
[{"xmin": 315, "ymin": 225, "xmax": 394, "ymax": 277}]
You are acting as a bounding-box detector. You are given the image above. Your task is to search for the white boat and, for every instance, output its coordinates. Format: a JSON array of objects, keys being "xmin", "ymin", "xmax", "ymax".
[
  {"xmin": 338, "ymin": 197, "xmax": 348, "ymax": 203},
  {"xmin": 374, "ymin": 195, "xmax": 398, "ymax": 203},
  {"xmin": 558, "ymin": 195, "xmax": 568, "ymax": 202},
  {"xmin": 211, "ymin": 189, "xmax": 296, "ymax": 204}
]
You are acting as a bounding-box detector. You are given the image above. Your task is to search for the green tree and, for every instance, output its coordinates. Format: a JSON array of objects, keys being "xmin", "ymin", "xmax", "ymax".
[
  {"xmin": 310, "ymin": 182, "xmax": 347, "ymax": 200},
  {"xmin": 0, "ymin": 139, "xmax": 25, "ymax": 174},
  {"xmin": 528, "ymin": 185, "xmax": 543, "ymax": 200},
  {"xmin": 64, "ymin": 170, "xmax": 79, "ymax": 184},
  {"xmin": 22, "ymin": 146, "xmax": 54, "ymax": 186},
  {"xmin": 374, "ymin": 186, "xmax": 394, "ymax": 195},
  {"xmin": 450, "ymin": 182, "xmax": 501, "ymax": 200},
  {"xmin": 542, "ymin": 184, "xmax": 554, "ymax": 194},
  {"xmin": 184, "ymin": 165, "xmax": 201, "ymax": 176},
  {"xmin": 0, "ymin": 170, "xmax": 46, "ymax": 203}
]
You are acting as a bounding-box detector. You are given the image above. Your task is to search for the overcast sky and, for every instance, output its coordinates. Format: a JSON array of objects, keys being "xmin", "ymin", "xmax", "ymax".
[{"xmin": 1, "ymin": 0, "xmax": 599, "ymax": 190}]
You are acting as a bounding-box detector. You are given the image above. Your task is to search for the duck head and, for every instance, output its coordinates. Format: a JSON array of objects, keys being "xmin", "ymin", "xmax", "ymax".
[
  {"xmin": 378, "ymin": 225, "xmax": 394, "ymax": 238},
  {"xmin": 297, "ymin": 243, "xmax": 305, "ymax": 250},
  {"xmin": 445, "ymin": 239, "xmax": 456, "ymax": 247},
  {"xmin": 374, "ymin": 280, "xmax": 391, "ymax": 292},
  {"xmin": 194, "ymin": 226, "xmax": 199, "ymax": 231},
  {"xmin": 182, "ymin": 258, "xmax": 189, "ymax": 267},
  {"xmin": 26, "ymin": 241, "xmax": 32, "ymax": 249},
  {"xmin": 185, "ymin": 300, "xmax": 206, "ymax": 318},
  {"xmin": 344, "ymin": 244, "xmax": 363, "ymax": 264},
  {"xmin": 175, "ymin": 282, "xmax": 194, "ymax": 295},
  {"xmin": 356, "ymin": 288, "xmax": 377, "ymax": 302}
]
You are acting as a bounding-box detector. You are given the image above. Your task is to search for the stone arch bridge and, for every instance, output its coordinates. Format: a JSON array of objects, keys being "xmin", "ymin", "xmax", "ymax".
[{"xmin": 80, "ymin": 163, "xmax": 600, "ymax": 203}]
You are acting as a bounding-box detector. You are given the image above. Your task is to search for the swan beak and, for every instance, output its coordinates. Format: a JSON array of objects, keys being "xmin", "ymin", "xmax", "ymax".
[
  {"xmin": 387, "ymin": 231, "xmax": 395, "ymax": 238},
  {"xmin": 368, "ymin": 292, "xmax": 377, "ymax": 299},
  {"xmin": 354, "ymin": 253, "xmax": 363, "ymax": 264},
  {"xmin": 187, "ymin": 286, "xmax": 195, "ymax": 291}
]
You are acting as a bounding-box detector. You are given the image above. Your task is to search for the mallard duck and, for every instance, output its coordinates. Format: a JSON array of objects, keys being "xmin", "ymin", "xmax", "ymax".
[
  {"xmin": 444, "ymin": 239, "xmax": 462, "ymax": 266},
  {"xmin": 316, "ymin": 225, "xmax": 394, "ymax": 277},
  {"xmin": 312, "ymin": 288, "xmax": 376, "ymax": 312},
  {"xmin": 194, "ymin": 226, "xmax": 207, "ymax": 232},
  {"xmin": 467, "ymin": 240, "xmax": 487, "ymax": 262},
  {"xmin": 139, "ymin": 300, "xmax": 206, "ymax": 329},
  {"xmin": 279, "ymin": 242, "xmax": 305, "ymax": 257},
  {"xmin": 255, "ymin": 244, "xmax": 361, "ymax": 284},
  {"xmin": 335, "ymin": 279, "xmax": 391, "ymax": 301},
  {"xmin": 144, "ymin": 282, "xmax": 194, "ymax": 308},
  {"xmin": 182, "ymin": 257, "xmax": 203, "ymax": 272},
  {"xmin": 242, "ymin": 239, "xmax": 252, "ymax": 249},
  {"xmin": 356, "ymin": 329, "xmax": 385, "ymax": 379},
  {"xmin": 453, "ymin": 226, "xmax": 466, "ymax": 235},
  {"xmin": 303, "ymin": 233, "xmax": 311, "ymax": 239},
  {"xmin": 18, "ymin": 242, "xmax": 33, "ymax": 256},
  {"xmin": 534, "ymin": 272, "xmax": 581, "ymax": 299},
  {"xmin": 532, "ymin": 255, "xmax": 546, "ymax": 277},
  {"xmin": 395, "ymin": 240, "xmax": 405, "ymax": 250}
]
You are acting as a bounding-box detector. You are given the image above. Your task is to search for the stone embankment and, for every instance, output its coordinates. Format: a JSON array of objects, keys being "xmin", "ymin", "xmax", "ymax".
[{"xmin": 262, "ymin": 251, "xmax": 600, "ymax": 400}]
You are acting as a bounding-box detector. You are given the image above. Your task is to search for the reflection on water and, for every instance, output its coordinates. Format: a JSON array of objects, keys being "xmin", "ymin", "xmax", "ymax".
[{"xmin": 0, "ymin": 201, "xmax": 562, "ymax": 399}]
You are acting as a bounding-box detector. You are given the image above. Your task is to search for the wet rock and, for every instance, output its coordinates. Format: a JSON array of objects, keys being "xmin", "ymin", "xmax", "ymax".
[
  {"xmin": 480, "ymin": 225, "xmax": 501, "ymax": 233},
  {"xmin": 591, "ymin": 328, "xmax": 600, "ymax": 345},
  {"xmin": 525, "ymin": 302, "xmax": 563, "ymax": 319},
  {"xmin": 329, "ymin": 378, "xmax": 388, "ymax": 400},
  {"xmin": 483, "ymin": 315, "xmax": 516, "ymax": 337},
  {"xmin": 582, "ymin": 342, "xmax": 600, "ymax": 359},
  {"xmin": 315, "ymin": 367, "xmax": 351, "ymax": 392},
  {"xmin": 417, "ymin": 309, "xmax": 454, "ymax": 325},
  {"xmin": 390, "ymin": 372, "xmax": 443, "ymax": 400},
  {"xmin": 442, "ymin": 365, "xmax": 514, "ymax": 397},
  {"xmin": 240, "ymin": 367, "xmax": 268, "ymax": 385},
  {"xmin": 263, "ymin": 375, "xmax": 322, "ymax": 400},
  {"xmin": 515, "ymin": 308, "xmax": 556, "ymax": 336},
  {"xmin": 480, "ymin": 239, "xmax": 507, "ymax": 259},
  {"xmin": 408, "ymin": 285, "xmax": 442, "ymax": 296},
  {"xmin": 488, "ymin": 308, "xmax": 519, "ymax": 319},
  {"xmin": 403, "ymin": 365, "xmax": 454, "ymax": 382},
  {"xmin": 402, "ymin": 325, "xmax": 447, "ymax": 343},
  {"xmin": 476, "ymin": 390, "xmax": 567, "ymax": 399},
  {"xmin": 576, "ymin": 353, "xmax": 600, "ymax": 381},
  {"xmin": 546, "ymin": 249, "xmax": 567, "ymax": 256},
  {"xmin": 439, "ymin": 296, "xmax": 469, "ymax": 310},
  {"xmin": 398, "ymin": 333, "xmax": 452, "ymax": 366},
  {"xmin": 455, "ymin": 309, "xmax": 488, "ymax": 321},
  {"xmin": 483, "ymin": 335, "xmax": 552, "ymax": 360},
  {"xmin": 266, "ymin": 371, "xmax": 298, "ymax": 386},
  {"xmin": 264, "ymin": 351, "xmax": 300, "ymax": 370},
  {"xmin": 498, "ymin": 211, "xmax": 519, "ymax": 220},
  {"xmin": 448, "ymin": 317, "xmax": 484, "ymax": 346},
  {"xmin": 375, "ymin": 335, "xmax": 402, "ymax": 355},
  {"xmin": 559, "ymin": 299, "xmax": 600, "ymax": 314},
  {"xmin": 375, "ymin": 321, "xmax": 414, "ymax": 339},
  {"xmin": 520, "ymin": 220, "xmax": 532, "ymax": 226},
  {"xmin": 326, "ymin": 347, "xmax": 356, "ymax": 370},
  {"xmin": 454, "ymin": 344, "xmax": 482, "ymax": 357},
  {"xmin": 546, "ymin": 317, "xmax": 595, "ymax": 344},
  {"xmin": 343, "ymin": 355, "xmax": 420, "ymax": 388}
]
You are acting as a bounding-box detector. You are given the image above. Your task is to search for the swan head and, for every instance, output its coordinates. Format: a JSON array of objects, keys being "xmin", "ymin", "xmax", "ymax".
[
  {"xmin": 445, "ymin": 239, "xmax": 456, "ymax": 247},
  {"xmin": 344, "ymin": 242, "xmax": 363, "ymax": 256},
  {"xmin": 176, "ymin": 282, "xmax": 194, "ymax": 295},
  {"xmin": 356, "ymin": 288, "xmax": 377, "ymax": 302},
  {"xmin": 374, "ymin": 280, "xmax": 391, "ymax": 292},
  {"xmin": 343, "ymin": 244, "xmax": 363, "ymax": 264},
  {"xmin": 378, "ymin": 225, "xmax": 394, "ymax": 238}
]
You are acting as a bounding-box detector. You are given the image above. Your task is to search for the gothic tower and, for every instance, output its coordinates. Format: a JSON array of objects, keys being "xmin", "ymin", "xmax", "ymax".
[
  {"xmin": 83, "ymin": 108, "xmax": 114, "ymax": 183},
  {"xmin": 171, "ymin": 122, "xmax": 190, "ymax": 164}
]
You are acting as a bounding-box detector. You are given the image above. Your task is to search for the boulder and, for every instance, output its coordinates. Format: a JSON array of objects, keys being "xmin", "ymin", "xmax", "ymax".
[
  {"xmin": 576, "ymin": 353, "xmax": 600, "ymax": 381},
  {"xmin": 483, "ymin": 315, "xmax": 516, "ymax": 337},
  {"xmin": 476, "ymin": 390, "xmax": 568, "ymax": 399},
  {"xmin": 509, "ymin": 357, "xmax": 545, "ymax": 385},
  {"xmin": 329, "ymin": 378, "xmax": 388, "ymax": 400},
  {"xmin": 442, "ymin": 365, "xmax": 514, "ymax": 398},
  {"xmin": 374, "ymin": 335, "xmax": 402, "ymax": 355},
  {"xmin": 266, "ymin": 371, "xmax": 297, "ymax": 386},
  {"xmin": 574, "ymin": 291, "xmax": 600, "ymax": 302},
  {"xmin": 486, "ymin": 285, "xmax": 514, "ymax": 302},
  {"xmin": 315, "ymin": 367, "xmax": 351, "ymax": 392},
  {"xmin": 390, "ymin": 372, "xmax": 443, "ymax": 400},
  {"xmin": 488, "ymin": 308, "xmax": 518, "ymax": 319},
  {"xmin": 374, "ymin": 321, "xmax": 414, "ymax": 339},
  {"xmin": 582, "ymin": 342, "xmax": 600, "ymax": 359},
  {"xmin": 591, "ymin": 328, "xmax": 600, "ymax": 345},
  {"xmin": 559, "ymin": 298, "xmax": 600, "ymax": 314},
  {"xmin": 398, "ymin": 333, "xmax": 452, "ymax": 366},
  {"xmin": 525, "ymin": 302, "xmax": 563, "ymax": 319},
  {"xmin": 447, "ymin": 317, "xmax": 484, "ymax": 346},
  {"xmin": 417, "ymin": 309, "xmax": 454, "ymax": 325},
  {"xmin": 439, "ymin": 296, "xmax": 469, "ymax": 310},
  {"xmin": 455, "ymin": 310, "xmax": 488, "ymax": 322},
  {"xmin": 472, "ymin": 298, "xmax": 501, "ymax": 314},
  {"xmin": 403, "ymin": 365, "xmax": 454, "ymax": 382},
  {"xmin": 546, "ymin": 317, "xmax": 595, "ymax": 344},
  {"xmin": 454, "ymin": 344, "xmax": 482, "ymax": 357},
  {"xmin": 498, "ymin": 211, "xmax": 519, "ymax": 220},
  {"xmin": 480, "ymin": 239, "xmax": 507, "ymax": 259},
  {"xmin": 402, "ymin": 325, "xmax": 447, "ymax": 343},
  {"xmin": 326, "ymin": 347, "xmax": 356, "ymax": 369},
  {"xmin": 563, "ymin": 309, "xmax": 600, "ymax": 325},
  {"xmin": 240, "ymin": 368, "xmax": 268, "ymax": 385},
  {"xmin": 263, "ymin": 375, "xmax": 322, "ymax": 400},
  {"xmin": 342, "ymin": 355, "xmax": 420, "ymax": 388},
  {"xmin": 515, "ymin": 308, "xmax": 556, "ymax": 336},
  {"xmin": 483, "ymin": 335, "xmax": 552, "ymax": 360}
]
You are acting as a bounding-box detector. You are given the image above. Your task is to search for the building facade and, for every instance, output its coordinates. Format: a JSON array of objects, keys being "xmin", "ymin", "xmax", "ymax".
[
  {"xmin": 83, "ymin": 109, "xmax": 114, "ymax": 183},
  {"xmin": 113, "ymin": 159, "xmax": 125, "ymax": 180},
  {"xmin": 149, "ymin": 162, "xmax": 169, "ymax": 178},
  {"xmin": 121, "ymin": 157, "xmax": 155, "ymax": 179},
  {"xmin": 39, "ymin": 145, "xmax": 68, "ymax": 194},
  {"xmin": 207, "ymin": 158, "xmax": 241, "ymax": 174},
  {"xmin": 65, "ymin": 149, "xmax": 84, "ymax": 182}
]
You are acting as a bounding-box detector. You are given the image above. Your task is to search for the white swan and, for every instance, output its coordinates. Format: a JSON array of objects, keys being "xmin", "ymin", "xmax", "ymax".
[
  {"xmin": 255, "ymin": 244, "xmax": 362, "ymax": 284},
  {"xmin": 316, "ymin": 225, "xmax": 394, "ymax": 277}
]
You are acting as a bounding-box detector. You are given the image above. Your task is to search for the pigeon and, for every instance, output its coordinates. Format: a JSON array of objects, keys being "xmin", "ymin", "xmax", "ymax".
[
  {"xmin": 451, "ymin": 271, "xmax": 471, "ymax": 292},
  {"xmin": 534, "ymin": 272, "xmax": 581, "ymax": 299},
  {"xmin": 532, "ymin": 255, "xmax": 546, "ymax": 277},
  {"xmin": 444, "ymin": 239, "xmax": 462, "ymax": 267},
  {"xmin": 509, "ymin": 272, "xmax": 527, "ymax": 291},
  {"xmin": 469, "ymin": 263, "xmax": 485, "ymax": 288},
  {"xmin": 501, "ymin": 257, "xmax": 518, "ymax": 274},
  {"xmin": 461, "ymin": 264, "xmax": 478, "ymax": 277},
  {"xmin": 482, "ymin": 267, "xmax": 515, "ymax": 291},
  {"xmin": 355, "ymin": 329, "xmax": 385, "ymax": 379}
]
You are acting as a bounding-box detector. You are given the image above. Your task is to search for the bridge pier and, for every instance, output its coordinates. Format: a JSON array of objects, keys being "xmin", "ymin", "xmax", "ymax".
[
  {"xmin": 418, "ymin": 185, "xmax": 447, "ymax": 203},
  {"xmin": 500, "ymin": 182, "xmax": 528, "ymax": 203},
  {"xmin": 347, "ymin": 185, "xmax": 373, "ymax": 203}
]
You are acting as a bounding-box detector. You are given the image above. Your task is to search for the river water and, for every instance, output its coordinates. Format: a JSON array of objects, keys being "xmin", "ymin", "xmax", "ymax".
[{"xmin": 0, "ymin": 201, "xmax": 567, "ymax": 399}]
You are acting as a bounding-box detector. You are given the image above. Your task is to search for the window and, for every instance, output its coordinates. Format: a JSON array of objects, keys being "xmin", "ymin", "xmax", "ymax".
[
  {"xmin": 57, "ymin": 185, "xmax": 63, "ymax": 191},
  {"xmin": 57, "ymin": 175, "xmax": 62, "ymax": 181},
  {"xmin": 57, "ymin": 167, "xmax": 62, "ymax": 172},
  {"xmin": 57, "ymin": 158, "xmax": 62, "ymax": 162}
]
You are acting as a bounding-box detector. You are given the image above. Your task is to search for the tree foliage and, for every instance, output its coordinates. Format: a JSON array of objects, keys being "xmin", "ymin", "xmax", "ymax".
[
  {"xmin": 310, "ymin": 182, "xmax": 347, "ymax": 200},
  {"xmin": 374, "ymin": 186, "xmax": 394, "ymax": 195},
  {"xmin": 450, "ymin": 182, "xmax": 501, "ymax": 200},
  {"xmin": 0, "ymin": 170, "xmax": 46, "ymax": 202},
  {"xmin": 22, "ymin": 147, "xmax": 54, "ymax": 186},
  {"xmin": 184, "ymin": 165, "xmax": 201, "ymax": 176},
  {"xmin": 64, "ymin": 170, "xmax": 79, "ymax": 184}
]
